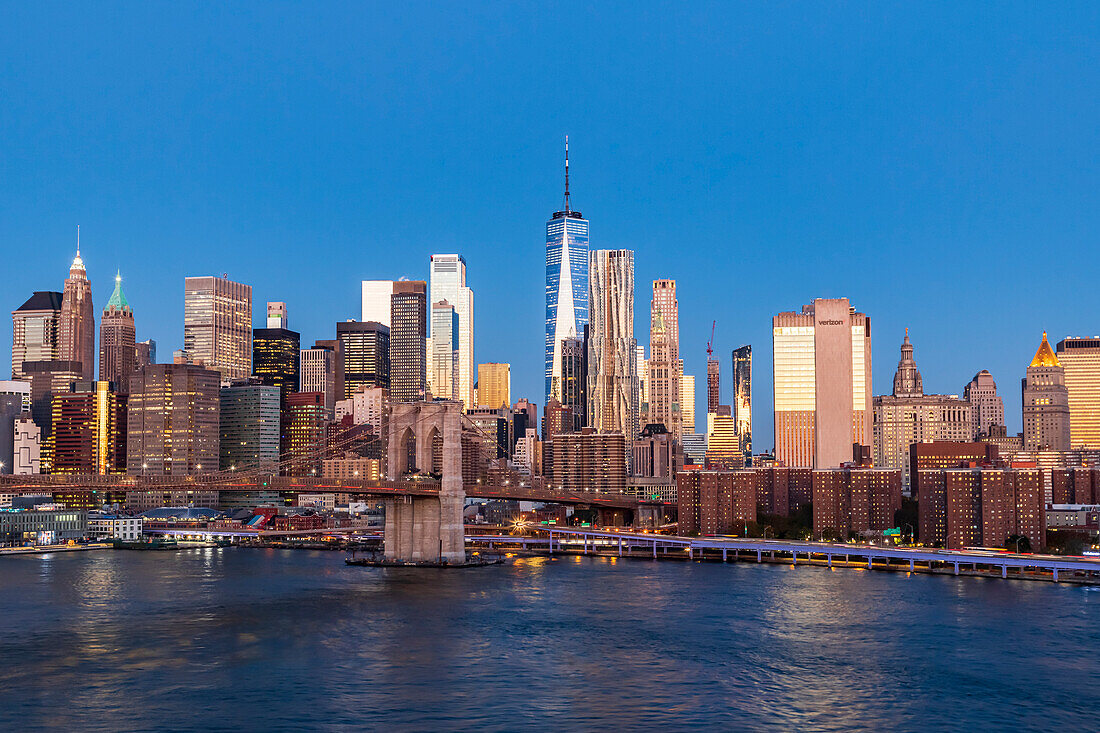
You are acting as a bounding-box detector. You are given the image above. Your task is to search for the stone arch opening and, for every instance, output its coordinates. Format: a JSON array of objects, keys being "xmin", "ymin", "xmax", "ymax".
[
  {"xmin": 398, "ymin": 427, "xmax": 417, "ymax": 475},
  {"xmin": 428, "ymin": 427, "xmax": 444, "ymax": 476}
]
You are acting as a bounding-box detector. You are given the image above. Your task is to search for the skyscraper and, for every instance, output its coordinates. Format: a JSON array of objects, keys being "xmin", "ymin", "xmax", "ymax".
[
  {"xmin": 429, "ymin": 255, "xmax": 474, "ymax": 409},
  {"xmin": 477, "ymin": 363, "xmax": 510, "ymax": 409},
  {"xmin": 184, "ymin": 275, "xmax": 253, "ymax": 379},
  {"xmin": 680, "ymin": 374, "xmax": 696, "ymax": 434},
  {"xmin": 772, "ymin": 298, "xmax": 872, "ymax": 469},
  {"xmin": 219, "ymin": 382, "xmax": 280, "ymax": 471},
  {"xmin": 430, "ymin": 301, "xmax": 459, "ymax": 401},
  {"xmin": 59, "ymin": 246, "xmax": 95, "ymax": 382},
  {"xmin": 252, "ymin": 303, "xmax": 300, "ymax": 401},
  {"xmin": 1056, "ymin": 337, "xmax": 1100, "ymax": 449},
  {"xmin": 545, "ymin": 139, "xmax": 589, "ymax": 407},
  {"xmin": 134, "ymin": 339, "xmax": 156, "ymax": 370},
  {"xmin": 587, "ymin": 249, "xmax": 637, "ymax": 443},
  {"xmin": 389, "ymin": 281, "xmax": 427, "ymax": 402},
  {"xmin": 336, "ymin": 322, "xmax": 389, "ymax": 399},
  {"xmin": 732, "ymin": 345, "xmax": 752, "ymax": 458},
  {"xmin": 560, "ymin": 336, "xmax": 587, "ymax": 429},
  {"xmin": 647, "ymin": 280, "xmax": 681, "ymax": 438},
  {"xmin": 361, "ymin": 280, "xmax": 395, "ymax": 327},
  {"xmin": 707, "ymin": 359, "xmax": 720, "ymax": 415},
  {"xmin": 49, "ymin": 381, "xmax": 127, "ymax": 474},
  {"xmin": 1022, "ymin": 332, "xmax": 1070, "ymax": 451},
  {"xmin": 99, "ymin": 272, "xmax": 135, "ymax": 393},
  {"xmin": 127, "ymin": 363, "xmax": 220, "ymax": 475},
  {"xmin": 963, "ymin": 370, "xmax": 1005, "ymax": 439},
  {"xmin": 11, "ymin": 291, "xmax": 63, "ymax": 379}
]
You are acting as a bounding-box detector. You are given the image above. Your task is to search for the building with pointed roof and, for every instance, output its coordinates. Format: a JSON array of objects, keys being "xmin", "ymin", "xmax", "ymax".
[
  {"xmin": 872, "ymin": 331, "xmax": 971, "ymax": 494},
  {"xmin": 60, "ymin": 243, "xmax": 95, "ymax": 382},
  {"xmin": 100, "ymin": 271, "xmax": 136, "ymax": 393},
  {"xmin": 1022, "ymin": 331, "xmax": 1070, "ymax": 451}
]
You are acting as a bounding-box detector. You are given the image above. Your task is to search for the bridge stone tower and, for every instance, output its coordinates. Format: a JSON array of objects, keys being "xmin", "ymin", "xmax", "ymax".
[{"xmin": 385, "ymin": 401, "xmax": 466, "ymax": 564}]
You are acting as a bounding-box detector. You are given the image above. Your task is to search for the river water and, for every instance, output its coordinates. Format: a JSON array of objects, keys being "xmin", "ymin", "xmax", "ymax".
[{"xmin": 0, "ymin": 548, "xmax": 1096, "ymax": 731}]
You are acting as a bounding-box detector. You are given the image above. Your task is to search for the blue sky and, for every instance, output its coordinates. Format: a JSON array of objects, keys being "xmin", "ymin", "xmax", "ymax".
[{"xmin": 3, "ymin": 2, "xmax": 1098, "ymax": 448}]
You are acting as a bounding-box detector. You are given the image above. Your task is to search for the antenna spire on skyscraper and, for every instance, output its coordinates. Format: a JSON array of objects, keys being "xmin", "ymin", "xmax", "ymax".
[
  {"xmin": 76, "ymin": 224, "xmax": 80, "ymax": 257},
  {"xmin": 564, "ymin": 135, "xmax": 571, "ymax": 212}
]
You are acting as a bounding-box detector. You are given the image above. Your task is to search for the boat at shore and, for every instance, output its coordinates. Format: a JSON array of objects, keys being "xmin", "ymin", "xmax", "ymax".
[{"xmin": 112, "ymin": 538, "xmax": 179, "ymax": 550}]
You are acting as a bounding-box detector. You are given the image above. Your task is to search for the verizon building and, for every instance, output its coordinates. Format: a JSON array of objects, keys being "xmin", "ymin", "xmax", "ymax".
[{"xmin": 772, "ymin": 298, "xmax": 872, "ymax": 469}]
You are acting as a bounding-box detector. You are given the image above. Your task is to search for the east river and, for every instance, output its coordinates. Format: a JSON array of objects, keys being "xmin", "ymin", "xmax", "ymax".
[{"xmin": 0, "ymin": 548, "xmax": 1098, "ymax": 731}]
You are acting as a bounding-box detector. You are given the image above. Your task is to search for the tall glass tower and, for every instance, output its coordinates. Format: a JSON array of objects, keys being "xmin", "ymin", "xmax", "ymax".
[{"xmin": 545, "ymin": 138, "xmax": 589, "ymax": 406}]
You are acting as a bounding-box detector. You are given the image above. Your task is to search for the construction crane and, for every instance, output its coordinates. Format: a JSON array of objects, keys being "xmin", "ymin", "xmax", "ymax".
[{"xmin": 706, "ymin": 320, "xmax": 716, "ymax": 361}]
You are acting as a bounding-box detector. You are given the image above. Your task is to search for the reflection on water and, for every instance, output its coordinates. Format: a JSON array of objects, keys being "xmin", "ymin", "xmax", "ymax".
[{"xmin": 0, "ymin": 549, "xmax": 1098, "ymax": 731}]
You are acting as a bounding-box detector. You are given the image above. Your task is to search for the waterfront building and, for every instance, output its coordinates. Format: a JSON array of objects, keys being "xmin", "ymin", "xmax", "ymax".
[
  {"xmin": 183, "ymin": 275, "xmax": 253, "ymax": 379},
  {"xmin": 647, "ymin": 280, "xmax": 682, "ymax": 438},
  {"xmin": 59, "ymin": 249, "xmax": 95, "ymax": 382},
  {"xmin": 127, "ymin": 364, "xmax": 220, "ymax": 475},
  {"xmin": 772, "ymin": 298, "xmax": 872, "ymax": 469},
  {"xmin": 964, "ymin": 370, "xmax": 1005, "ymax": 439},
  {"xmin": 1055, "ymin": 337, "xmax": 1100, "ymax": 449},
  {"xmin": 0, "ymin": 506, "xmax": 88, "ymax": 544},
  {"xmin": 253, "ymin": 315, "xmax": 301, "ymax": 401},
  {"xmin": 812, "ymin": 468, "xmax": 902, "ymax": 540},
  {"xmin": 219, "ymin": 382, "xmax": 280, "ymax": 471},
  {"xmin": 677, "ymin": 471, "xmax": 757, "ymax": 535},
  {"xmin": 48, "ymin": 381, "xmax": 127, "ymax": 474},
  {"xmin": 543, "ymin": 428, "xmax": 626, "ymax": 494},
  {"xmin": 872, "ymin": 332, "xmax": 972, "ymax": 493},
  {"xmin": 681, "ymin": 374, "xmax": 696, "ymax": 434},
  {"xmin": 13, "ymin": 414, "xmax": 40, "ymax": 474},
  {"xmin": 587, "ymin": 249, "xmax": 637, "ymax": 443},
  {"xmin": 429, "ymin": 255, "xmax": 475, "ymax": 409},
  {"xmin": 632, "ymin": 423, "xmax": 675, "ymax": 479},
  {"xmin": 916, "ymin": 467, "xmax": 1044, "ymax": 550},
  {"xmin": 300, "ymin": 340, "xmax": 341, "ymax": 416},
  {"xmin": 134, "ymin": 339, "xmax": 156, "ymax": 370},
  {"xmin": 732, "ymin": 345, "xmax": 752, "ymax": 458},
  {"xmin": 336, "ymin": 321, "xmax": 389, "ymax": 400},
  {"xmin": 360, "ymin": 280, "xmax": 395, "ymax": 327},
  {"xmin": 477, "ymin": 363, "xmax": 510, "ymax": 409},
  {"xmin": 755, "ymin": 466, "xmax": 814, "ymax": 516},
  {"xmin": 544, "ymin": 141, "xmax": 590, "ymax": 407},
  {"xmin": 429, "ymin": 301, "xmax": 459, "ymax": 401},
  {"xmin": 706, "ymin": 407, "xmax": 742, "ymax": 470},
  {"xmin": 11, "ymin": 291, "xmax": 63, "ymax": 379},
  {"xmin": 1022, "ymin": 332, "xmax": 1071, "ymax": 451},
  {"xmin": 283, "ymin": 392, "xmax": 327, "ymax": 476},
  {"xmin": 87, "ymin": 513, "xmax": 143, "ymax": 541},
  {"xmin": 98, "ymin": 272, "xmax": 135, "ymax": 393},
  {"xmin": 389, "ymin": 281, "xmax": 427, "ymax": 403}
]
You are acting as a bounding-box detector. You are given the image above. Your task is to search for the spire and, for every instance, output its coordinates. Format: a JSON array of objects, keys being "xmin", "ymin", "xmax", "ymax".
[
  {"xmin": 563, "ymin": 135, "xmax": 571, "ymax": 213},
  {"xmin": 1030, "ymin": 331, "xmax": 1061, "ymax": 368},
  {"xmin": 893, "ymin": 328, "xmax": 923, "ymax": 397},
  {"xmin": 106, "ymin": 269, "xmax": 129, "ymax": 310},
  {"xmin": 70, "ymin": 224, "xmax": 86, "ymax": 274}
]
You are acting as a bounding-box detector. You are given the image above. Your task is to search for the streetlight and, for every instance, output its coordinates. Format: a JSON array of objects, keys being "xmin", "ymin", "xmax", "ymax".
[
  {"xmin": 762, "ymin": 526, "xmax": 773, "ymax": 540},
  {"xmin": 1014, "ymin": 536, "xmax": 1024, "ymax": 554}
]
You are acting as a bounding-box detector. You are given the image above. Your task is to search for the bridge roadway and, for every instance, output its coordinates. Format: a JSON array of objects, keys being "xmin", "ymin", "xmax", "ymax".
[
  {"xmin": 0, "ymin": 474, "xmax": 653, "ymax": 510},
  {"xmin": 466, "ymin": 527, "xmax": 1100, "ymax": 582}
]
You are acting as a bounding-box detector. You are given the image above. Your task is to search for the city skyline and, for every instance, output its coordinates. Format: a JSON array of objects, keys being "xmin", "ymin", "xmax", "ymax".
[{"xmin": 3, "ymin": 3, "xmax": 1100, "ymax": 448}]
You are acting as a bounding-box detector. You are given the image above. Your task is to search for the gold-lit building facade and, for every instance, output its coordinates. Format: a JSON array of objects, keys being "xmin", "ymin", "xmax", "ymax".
[
  {"xmin": 1056, "ymin": 337, "xmax": 1100, "ymax": 449},
  {"xmin": 477, "ymin": 362, "xmax": 511, "ymax": 410}
]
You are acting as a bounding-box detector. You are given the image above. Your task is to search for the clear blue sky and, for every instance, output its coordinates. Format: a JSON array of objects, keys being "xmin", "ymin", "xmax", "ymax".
[{"xmin": 3, "ymin": 2, "xmax": 1099, "ymax": 448}]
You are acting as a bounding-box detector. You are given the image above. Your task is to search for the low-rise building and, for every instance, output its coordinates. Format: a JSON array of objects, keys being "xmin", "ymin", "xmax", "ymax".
[
  {"xmin": 88, "ymin": 513, "xmax": 143, "ymax": 541},
  {"xmin": 0, "ymin": 506, "xmax": 88, "ymax": 545}
]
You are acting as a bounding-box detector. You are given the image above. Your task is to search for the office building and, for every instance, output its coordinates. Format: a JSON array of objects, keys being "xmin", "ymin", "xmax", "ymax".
[
  {"xmin": 219, "ymin": 382, "xmax": 280, "ymax": 471},
  {"xmin": 0, "ymin": 381, "xmax": 31, "ymax": 412},
  {"xmin": 337, "ymin": 321, "xmax": 389, "ymax": 399},
  {"xmin": 429, "ymin": 255, "xmax": 475, "ymax": 409},
  {"xmin": 873, "ymin": 332, "xmax": 972, "ymax": 493},
  {"xmin": 99, "ymin": 272, "xmax": 135, "ymax": 393},
  {"xmin": 183, "ymin": 276, "xmax": 253, "ymax": 378},
  {"xmin": 361, "ymin": 280, "xmax": 395, "ymax": 327},
  {"xmin": 351, "ymin": 386, "xmax": 387, "ymax": 431},
  {"xmin": 388, "ymin": 281, "xmax": 426, "ymax": 403},
  {"xmin": 632, "ymin": 423, "xmax": 675, "ymax": 479},
  {"xmin": 732, "ymin": 345, "xmax": 751, "ymax": 458},
  {"xmin": 706, "ymin": 407, "xmax": 742, "ymax": 470},
  {"xmin": 772, "ymin": 298, "xmax": 872, "ymax": 469},
  {"xmin": 560, "ymin": 336, "xmax": 587, "ymax": 429},
  {"xmin": 134, "ymin": 339, "xmax": 156, "ymax": 370},
  {"xmin": 23, "ymin": 360, "xmax": 83, "ymax": 453},
  {"xmin": 647, "ymin": 280, "xmax": 681, "ymax": 438},
  {"xmin": 13, "ymin": 415, "xmax": 40, "ymax": 474},
  {"xmin": 127, "ymin": 364, "xmax": 220, "ymax": 475},
  {"xmin": 11, "ymin": 291, "xmax": 63, "ymax": 379},
  {"xmin": 545, "ymin": 141, "xmax": 590, "ymax": 406},
  {"xmin": 0, "ymin": 506, "xmax": 88, "ymax": 545},
  {"xmin": 0, "ymin": 395, "xmax": 21, "ymax": 474},
  {"xmin": 430, "ymin": 301, "xmax": 459, "ymax": 401},
  {"xmin": 587, "ymin": 249, "xmax": 637, "ymax": 442},
  {"xmin": 812, "ymin": 468, "xmax": 902, "ymax": 539},
  {"xmin": 300, "ymin": 340, "xmax": 341, "ymax": 416},
  {"xmin": 1056, "ymin": 337, "xmax": 1100, "ymax": 449},
  {"xmin": 680, "ymin": 432, "xmax": 706, "ymax": 467},
  {"xmin": 681, "ymin": 374, "xmax": 696, "ymax": 434},
  {"xmin": 48, "ymin": 381, "xmax": 127, "ymax": 474},
  {"xmin": 59, "ymin": 249, "xmax": 95, "ymax": 382},
  {"xmin": 283, "ymin": 392, "xmax": 327, "ymax": 476},
  {"xmin": 677, "ymin": 471, "xmax": 757, "ymax": 536},
  {"xmin": 478, "ymin": 363, "xmax": 510, "ymax": 409},
  {"xmin": 964, "ymin": 370, "xmax": 1005, "ymax": 439},
  {"xmin": 916, "ymin": 467, "xmax": 1044, "ymax": 550},
  {"xmin": 544, "ymin": 428, "xmax": 626, "ymax": 495},
  {"xmin": 1022, "ymin": 332, "xmax": 1071, "ymax": 451},
  {"xmin": 252, "ymin": 308, "xmax": 300, "ymax": 401}
]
